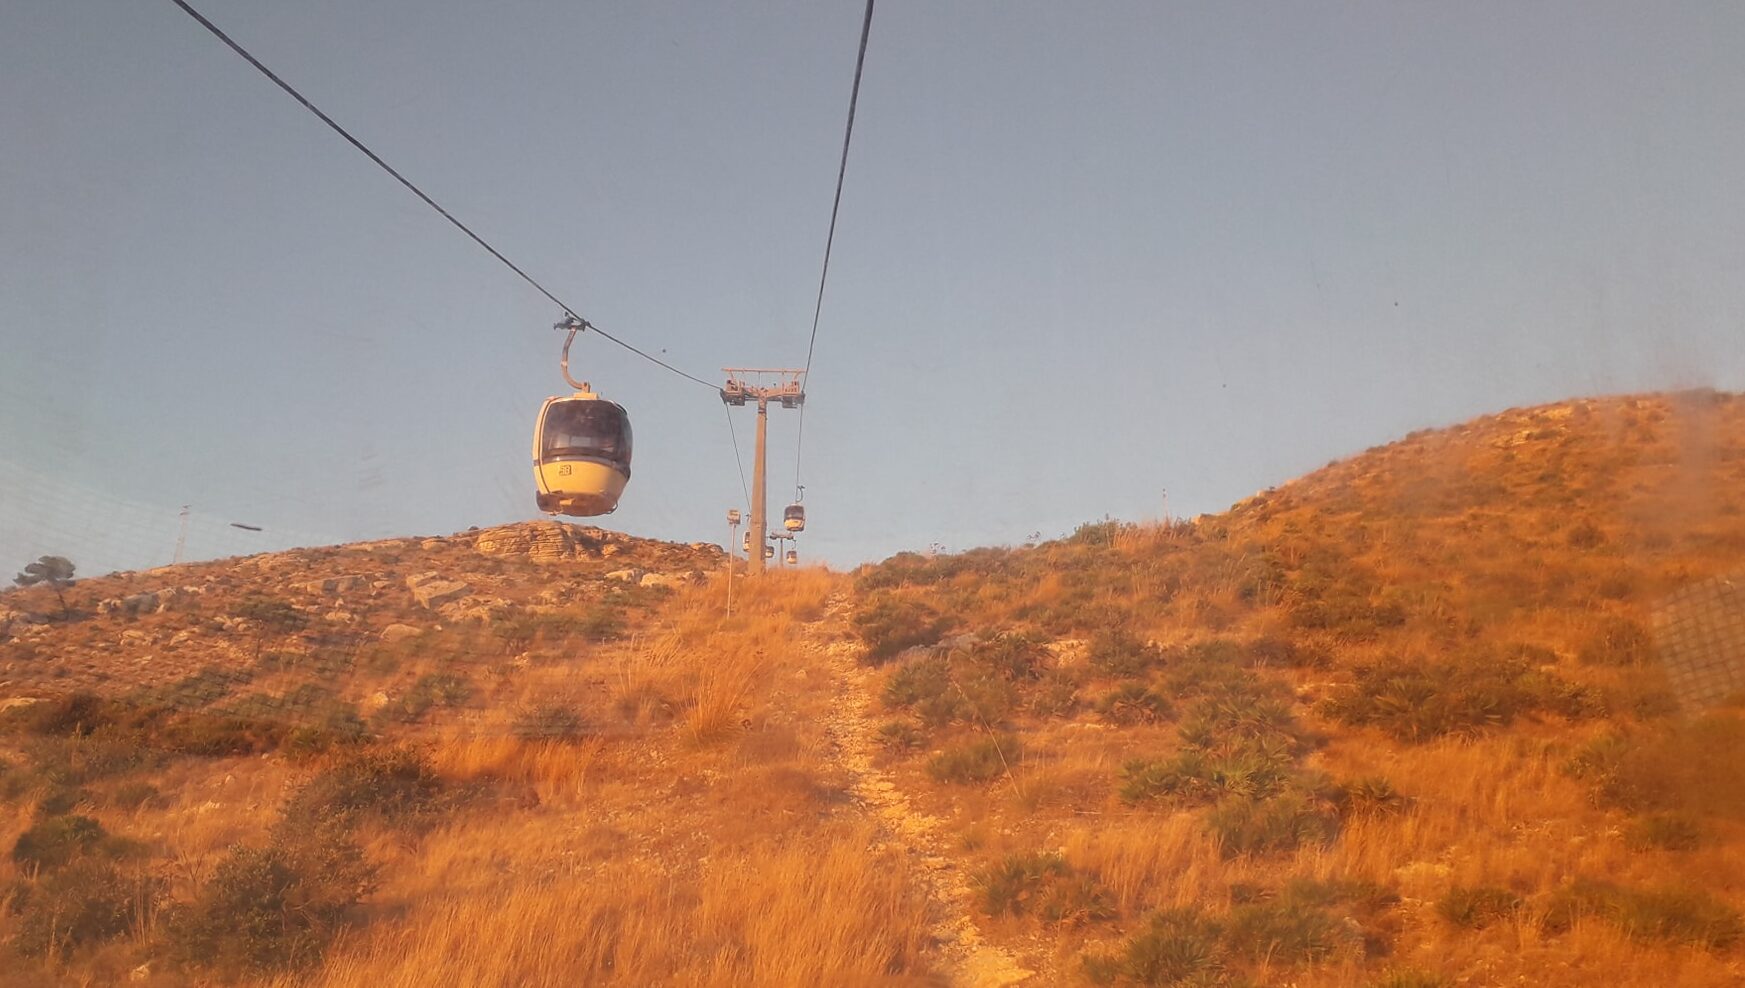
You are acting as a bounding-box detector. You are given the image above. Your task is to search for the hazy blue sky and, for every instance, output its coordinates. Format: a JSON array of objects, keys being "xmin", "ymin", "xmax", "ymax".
[{"xmin": 4, "ymin": 1, "xmax": 1744, "ymax": 576}]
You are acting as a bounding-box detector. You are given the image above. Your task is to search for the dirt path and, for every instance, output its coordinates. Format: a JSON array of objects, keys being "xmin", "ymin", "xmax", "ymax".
[{"xmin": 807, "ymin": 594, "xmax": 1034, "ymax": 988}]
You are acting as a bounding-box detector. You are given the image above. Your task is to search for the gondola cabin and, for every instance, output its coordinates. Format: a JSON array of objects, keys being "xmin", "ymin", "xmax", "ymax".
[
  {"xmin": 783, "ymin": 503, "xmax": 806, "ymax": 533},
  {"xmin": 533, "ymin": 392, "xmax": 632, "ymax": 516},
  {"xmin": 785, "ymin": 549, "xmax": 798, "ymax": 566}
]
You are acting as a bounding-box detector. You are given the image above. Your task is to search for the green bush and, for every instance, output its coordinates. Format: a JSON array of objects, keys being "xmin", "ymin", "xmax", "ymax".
[
  {"xmin": 1563, "ymin": 717, "xmax": 1745, "ymax": 817},
  {"xmin": 12, "ymin": 814, "xmax": 107, "ymax": 870},
  {"xmin": 1083, "ymin": 907, "xmax": 1234, "ymax": 987},
  {"xmin": 1437, "ymin": 885, "xmax": 1520, "ymax": 929},
  {"xmin": 512, "ymin": 703, "xmax": 588, "ymax": 742},
  {"xmin": 167, "ymin": 822, "xmax": 374, "ymax": 973},
  {"xmin": 1176, "ymin": 688, "xmax": 1303, "ymax": 757},
  {"xmin": 1120, "ymin": 749, "xmax": 1294, "ymax": 806},
  {"xmin": 928, "ymin": 736, "xmax": 1020, "ymax": 785},
  {"xmin": 1207, "ymin": 791, "xmax": 1340, "ymax": 858},
  {"xmin": 1321, "ymin": 656, "xmax": 1595, "ymax": 742},
  {"xmin": 977, "ymin": 852, "xmax": 1113, "ymax": 926},
  {"xmin": 379, "ymin": 673, "xmax": 473, "ymax": 724},
  {"xmin": 1097, "ymin": 683, "xmax": 1173, "ymax": 726},
  {"xmin": 1224, "ymin": 882, "xmax": 1350, "ymax": 963},
  {"xmin": 1625, "ymin": 813, "xmax": 1703, "ymax": 851},
  {"xmin": 883, "ymin": 655, "xmax": 1014, "ymax": 728},
  {"xmin": 10, "ymin": 857, "xmax": 160, "ymax": 959},
  {"xmin": 1336, "ymin": 776, "xmax": 1409, "ymax": 818},
  {"xmin": 1089, "ymin": 630, "xmax": 1161, "ymax": 678},
  {"xmin": 1369, "ymin": 971, "xmax": 1449, "ymax": 988},
  {"xmin": 1540, "ymin": 879, "xmax": 1743, "ymax": 949},
  {"xmin": 110, "ymin": 780, "xmax": 160, "ymax": 810},
  {"xmin": 973, "ymin": 632, "xmax": 1049, "ymax": 681},
  {"xmin": 1030, "ymin": 672, "xmax": 1083, "ymax": 719},
  {"xmin": 281, "ymin": 747, "xmax": 449, "ymax": 832},
  {"xmin": 853, "ymin": 593, "xmax": 953, "ymax": 665},
  {"xmin": 876, "ymin": 719, "xmax": 925, "ymax": 750}
]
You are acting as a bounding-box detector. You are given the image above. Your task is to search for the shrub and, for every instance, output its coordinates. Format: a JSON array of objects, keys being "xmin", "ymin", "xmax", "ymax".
[
  {"xmin": 10, "ymin": 857, "xmax": 161, "ymax": 959},
  {"xmin": 281, "ymin": 747, "xmax": 449, "ymax": 832},
  {"xmin": 853, "ymin": 593, "xmax": 952, "ymax": 664},
  {"xmin": 1030, "ymin": 672, "xmax": 1083, "ymax": 718},
  {"xmin": 1540, "ymin": 879, "xmax": 1743, "ymax": 950},
  {"xmin": 1177, "ymin": 688, "xmax": 1303, "ymax": 757},
  {"xmin": 977, "ymin": 852, "xmax": 1113, "ymax": 926},
  {"xmin": 928, "ymin": 736, "xmax": 1020, "ymax": 785},
  {"xmin": 883, "ymin": 656, "xmax": 1014, "ymax": 728},
  {"xmin": 576, "ymin": 604, "xmax": 627, "ymax": 641},
  {"xmin": 1083, "ymin": 907, "xmax": 1232, "ymax": 987},
  {"xmin": 167, "ymin": 822, "xmax": 374, "ymax": 972},
  {"xmin": 876, "ymin": 719, "xmax": 925, "ymax": 750},
  {"xmin": 1089, "ymin": 630, "xmax": 1160, "ymax": 678},
  {"xmin": 1120, "ymin": 749, "xmax": 1294, "ymax": 806},
  {"xmin": 162, "ymin": 712, "xmax": 292, "ymax": 756},
  {"xmin": 1207, "ymin": 791, "xmax": 1339, "ymax": 858},
  {"xmin": 512, "ymin": 704, "xmax": 588, "ymax": 742},
  {"xmin": 379, "ymin": 673, "xmax": 473, "ymax": 724},
  {"xmin": 1321, "ymin": 657, "xmax": 1594, "ymax": 742},
  {"xmin": 1097, "ymin": 683, "xmax": 1173, "ymax": 726},
  {"xmin": 1370, "ymin": 972, "xmax": 1449, "ymax": 988},
  {"xmin": 1564, "ymin": 717, "xmax": 1745, "ymax": 817},
  {"xmin": 110, "ymin": 780, "xmax": 160, "ymax": 810},
  {"xmin": 1625, "ymin": 813, "xmax": 1703, "ymax": 851},
  {"xmin": 973, "ymin": 632, "xmax": 1049, "ymax": 681},
  {"xmin": 1437, "ymin": 885, "xmax": 1520, "ymax": 929},
  {"xmin": 12, "ymin": 814, "xmax": 108, "ymax": 870},
  {"xmin": 1337, "ymin": 777, "xmax": 1410, "ymax": 818},
  {"xmin": 1224, "ymin": 882, "xmax": 1350, "ymax": 963}
]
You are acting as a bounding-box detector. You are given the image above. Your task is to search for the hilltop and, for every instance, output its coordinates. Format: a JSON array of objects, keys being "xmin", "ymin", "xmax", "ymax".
[{"xmin": 2, "ymin": 391, "xmax": 1744, "ymax": 987}]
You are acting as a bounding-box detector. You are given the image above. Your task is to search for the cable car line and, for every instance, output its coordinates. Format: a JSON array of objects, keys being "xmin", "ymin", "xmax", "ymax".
[
  {"xmin": 164, "ymin": 0, "xmax": 716, "ymax": 391},
  {"xmin": 723, "ymin": 406, "xmax": 753, "ymax": 511},
  {"xmin": 792, "ymin": 0, "xmax": 877, "ymax": 497}
]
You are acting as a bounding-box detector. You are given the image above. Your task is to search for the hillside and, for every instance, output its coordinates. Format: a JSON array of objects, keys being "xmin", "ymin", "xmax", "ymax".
[{"xmin": 3, "ymin": 391, "xmax": 1745, "ymax": 987}]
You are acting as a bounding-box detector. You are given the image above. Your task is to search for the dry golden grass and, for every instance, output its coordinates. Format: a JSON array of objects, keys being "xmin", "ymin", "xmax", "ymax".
[{"xmin": 299, "ymin": 829, "xmax": 929, "ymax": 988}]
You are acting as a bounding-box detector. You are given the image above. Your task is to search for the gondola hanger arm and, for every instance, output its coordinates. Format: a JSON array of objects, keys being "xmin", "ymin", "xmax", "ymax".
[{"xmin": 556, "ymin": 315, "xmax": 593, "ymax": 393}]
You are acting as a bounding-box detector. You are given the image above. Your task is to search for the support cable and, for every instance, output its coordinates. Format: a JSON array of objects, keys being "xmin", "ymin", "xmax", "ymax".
[
  {"xmin": 165, "ymin": 0, "xmax": 716, "ymax": 390},
  {"xmin": 793, "ymin": 0, "xmax": 876, "ymax": 492}
]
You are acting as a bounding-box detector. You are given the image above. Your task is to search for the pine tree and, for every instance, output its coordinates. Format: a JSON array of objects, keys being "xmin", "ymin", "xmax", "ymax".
[{"xmin": 14, "ymin": 555, "xmax": 76, "ymax": 620}]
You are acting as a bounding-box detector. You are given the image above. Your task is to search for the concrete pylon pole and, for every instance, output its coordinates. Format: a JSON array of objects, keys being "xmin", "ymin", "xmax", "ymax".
[{"xmin": 751, "ymin": 397, "xmax": 769, "ymax": 574}]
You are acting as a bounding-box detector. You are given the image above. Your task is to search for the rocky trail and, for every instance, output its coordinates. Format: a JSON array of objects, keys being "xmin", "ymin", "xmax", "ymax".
[{"xmin": 805, "ymin": 593, "xmax": 1035, "ymax": 988}]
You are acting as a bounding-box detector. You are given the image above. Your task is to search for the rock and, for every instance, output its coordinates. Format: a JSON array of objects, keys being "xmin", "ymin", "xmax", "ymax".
[
  {"xmin": 474, "ymin": 521, "xmax": 601, "ymax": 561},
  {"xmin": 361, "ymin": 691, "xmax": 391, "ymax": 716},
  {"xmin": 323, "ymin": 610, "xmax": 356, "ymax": 624},
  {"xmin": 606, "ymin": 568, "xmax": 646, "ymax": 583},
  {"xmin": 100, "ymin": 591, "xmax": 160, "ymax": 618},
  {"xmin": 130, "ymin": 963, "xmax": 151, "ymax": 983},
  {"xmin": 381, "ymin": 623, "xmax": 423, "ymax": 643},
  {"xmin": 119, "ymin": 630, "xmax": 150, "ymax": 646},
  {"xmin": 292, "ymin": 575, "xmax": 369, "ymax": 595},
  {"xmin": 170, "ymin": 629, "xmax": 200, "ymax": 646},
  {"xmin": 639, "ymin": 572, "xmax": 684, "ymax": 590},
  {"xmin": 600, "ymin": 543, "xmax": 621, "ymax": 557},
  {"xmin": 441, "ymin": 596, "xmax": 508, "ymax": 623},
  {"xmin": 1046, "ymin": 638, "xmax": 1088, "ymax": 668},
  {"xmin": 0, "ymin": 697, "xmax": 42, "ymax": 714},
  {"xmin": 406, "ymin": 573, "xmax": 472, "ymax": 609}
]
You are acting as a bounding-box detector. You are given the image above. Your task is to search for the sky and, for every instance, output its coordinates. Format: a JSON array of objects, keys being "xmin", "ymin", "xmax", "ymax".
[{"xmin": 4, "ymin": 1, "xmax": 1744, "ymax": 577}]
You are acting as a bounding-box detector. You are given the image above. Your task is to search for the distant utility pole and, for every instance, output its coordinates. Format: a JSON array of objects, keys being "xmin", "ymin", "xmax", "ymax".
[
  {"xmin": 174, "ymin": 505, "xmax": 191, "ymax": 564},
  {"xmin": 720, "ymin": 369, "xmax": 804, "ymax": 575},
  {"xmin": 725, "ymin": 508, "xmax": 741, "ymax": 616}
]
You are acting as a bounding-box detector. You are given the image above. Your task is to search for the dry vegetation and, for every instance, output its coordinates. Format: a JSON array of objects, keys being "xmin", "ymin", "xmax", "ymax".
[{"xmin": 3, "ymin": 391, "xmax": 1745, "ymax": 985}]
